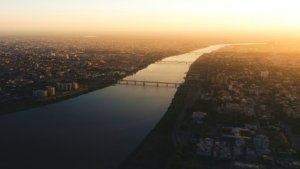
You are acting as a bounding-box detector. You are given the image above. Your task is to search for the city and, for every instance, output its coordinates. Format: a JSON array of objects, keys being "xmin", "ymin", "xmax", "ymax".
[
  {"xmin": 1, "ymin": 0, "xmax": 300, "ymax": 169},
  {"xmin": 0, "ymin": 37, "xmax": 204, "ymax": 113},
  {"xmin": 169, "ymin": 44, "xmax": 300, "ymax": 169}
]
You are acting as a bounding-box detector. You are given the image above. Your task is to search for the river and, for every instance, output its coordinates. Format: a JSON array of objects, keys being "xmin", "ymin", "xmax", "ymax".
[{"xmin": 0, "ymin": 44, "xmax": 227, "ymax": 169}]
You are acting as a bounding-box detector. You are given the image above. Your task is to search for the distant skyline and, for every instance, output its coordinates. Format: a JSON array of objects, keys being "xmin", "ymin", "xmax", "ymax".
[{"xmin": 1, "ymin": 0, "xmax": 300, "ymax": 36}]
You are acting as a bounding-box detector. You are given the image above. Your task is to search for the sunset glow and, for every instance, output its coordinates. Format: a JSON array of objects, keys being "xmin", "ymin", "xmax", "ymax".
[{"xmin": 1, "ymin": 0, "xmax": 300, "ymax": 35}]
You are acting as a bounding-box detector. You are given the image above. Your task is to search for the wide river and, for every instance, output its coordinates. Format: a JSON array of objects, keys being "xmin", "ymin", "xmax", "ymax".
[{"xmin": 0, "ymin": 44, "xmax": 226, "ymax": 169}]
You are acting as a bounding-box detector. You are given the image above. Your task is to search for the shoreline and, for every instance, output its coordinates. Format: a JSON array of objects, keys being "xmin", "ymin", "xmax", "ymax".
[
  {"xmin": 0, "ymin": 47, "xmax": 210, "ymax": 115},
  {"xmin": 0, "ymin": 44, "xmax": 214, "ymax": 115},
  {"xmin": 120, "ymin": 85, "xmax": 188, "ymax": 169},
  {"xmin": 0, "ymin": 58, "xmax": 164, "ymax": 115},
  {"xmin": 123, "ymin": 43, "xmax": 300, "ymax": 169},
  {"xmin": 119, "ymin": 62, "xmax": 198, "ymax": 169},
  {"xmin": 119, "ymin": 44, "xmax": 226, "ymax": 169},
  {"xmin": 0, "ymin": 81, "xmax": 115, "ymax": 115},
  {"xmin": 0, "ymin": 45, "xmax": 210, "ymax": 168}
]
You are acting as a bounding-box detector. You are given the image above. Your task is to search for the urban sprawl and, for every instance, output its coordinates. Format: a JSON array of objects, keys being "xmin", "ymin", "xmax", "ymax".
[{"xmin": 172, "ymin": 44, "xmax": 300, "ymax": 169}]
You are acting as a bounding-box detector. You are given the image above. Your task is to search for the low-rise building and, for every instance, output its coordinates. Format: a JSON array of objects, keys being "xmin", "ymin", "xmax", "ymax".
[
  {"xmin": 33, "ymin": 90, "xmax": 48, "ymax": 98},
  {"xmin": 192, "ymin": 112, "xmax": 207, "ymax": 124},
  {"xmin": 56, "ymin": 82, "xmax": 79, "ymax": 91},
  {"xmin": 234, "ymin": 162, "xmax": 259, "ymax": 169},
  {"xmin": 46, "ymin": 86, "xmax": 56, "ymax": 96}
]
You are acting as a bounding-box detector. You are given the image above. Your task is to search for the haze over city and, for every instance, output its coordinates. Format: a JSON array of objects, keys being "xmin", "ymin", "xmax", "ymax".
[
  {"xmin": 1, "ymin": 0, "xmax": 300, "ymax": 37},
  {"xmin": 1, "ymin": 1, "xmax": 300, "ymax": 169}
]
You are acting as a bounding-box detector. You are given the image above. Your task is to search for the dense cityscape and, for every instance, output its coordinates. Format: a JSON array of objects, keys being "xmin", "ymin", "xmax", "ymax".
[
  {"xmin": 2, "ymin": 0, "xmax": 300, "ymax": 169},
  {"xmin": 168, "ymin": 44, "xmax": 300, "ymax": 169},
  {"xmin": 1, "ymin": 36, "xmax": 300, "ymax": 169}
]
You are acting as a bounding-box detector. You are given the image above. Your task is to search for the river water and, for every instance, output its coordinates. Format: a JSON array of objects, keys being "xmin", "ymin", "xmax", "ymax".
[{"xmin": 0, "ymin": 45, "xmax": 226, "ymax": 169}]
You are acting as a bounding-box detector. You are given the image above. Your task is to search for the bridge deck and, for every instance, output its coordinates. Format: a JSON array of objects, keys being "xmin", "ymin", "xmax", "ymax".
[
  {"xmin": 120, "ymin": 79, "xmax": 182, "ymax": 85},
  {"xmin": 117, "ymin": 79, "xmax": 200, "ymax": 88},
  {"xmin": 156, "ymin": 61, "xmax": 193, "ymax": 64}
]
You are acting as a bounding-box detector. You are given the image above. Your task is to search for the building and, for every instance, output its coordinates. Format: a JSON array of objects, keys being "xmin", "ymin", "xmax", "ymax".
[
  {"xmin": 196, "ymin": 138, "xmax": 214, "ymax": 157},
  {"xmin": 254, "ymin": 134, "xmax": 270, "ymax": 155},
  {"xmin": 260, "ymin": 70, "xmax": 269, "ymax": 79},
  {"xmin": 46, "ymin": 86, "xmax": 56, "ymax": 96},
  {"xmin": 56, "ymin": 82, "xmax": 79, "ymax": 91},
  {"xmin": 192, "ymin": 112, "xmax": 207, "ymax": 124},
  {"xmin": 234, "ymin": 162, "xmax": 259, "ymax": 169},
  {"xmin": 254, "ymin": 135, "xmax": 269, "ymax": 149},
  {"xmin": 72, "ymin": 82, "xmax": 79, "ymax": 90},
  {"xmin": 33, "ymin": 90, "xmax": 48, "ymax": 98}
]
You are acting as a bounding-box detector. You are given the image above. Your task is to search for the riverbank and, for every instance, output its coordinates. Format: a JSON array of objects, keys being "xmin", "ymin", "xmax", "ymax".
[
  {"xmin": 0, "ymin": 44, "xmax": 228, "ymax": 169},
  {"xmin": 1, "ymin": 44, "xmax": 215, "ymax": 115},
  {"xmin": 120, "ymin": 85, "xmax": 189, "ymax": 169},
  {"xmin": 119, "ymin": 61, "xmax": 203, "ymax": 169},
  {"xmin": 119, "ymin": 45, "xmax": 227, "ymax": 169},
  {"xmin": 0, "ymin": 80, "xmax": 114, "ymax": 115},
  {"xmin": 0, "ymin": 57, "xmax": 168, "ymax": 115},
  {"xmin": 142, "ymin": 43, "xmax": 300, "ymax": 169}
]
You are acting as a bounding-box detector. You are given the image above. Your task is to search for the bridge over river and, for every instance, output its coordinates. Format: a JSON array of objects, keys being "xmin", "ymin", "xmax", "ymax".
[
  {"xmin": 0, "ymin": 44, "xmax": 228, "ymax": 169},
  {"xmin": 118, "ymin": 79, "xmax": 182, "ymax": 88},
  {"xmin": 156, "ymin": 60, "xmax": 193, "ymax": 64},
  {"xmin": 117, "ymin": 79, "xmax": 202, "ymax": 88}
]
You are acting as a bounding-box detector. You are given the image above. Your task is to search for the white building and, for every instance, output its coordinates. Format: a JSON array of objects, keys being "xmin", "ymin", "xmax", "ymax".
[
  {"xmin": 260, "ymin": 70, "xmax": 269, "ymax": 79},
  {"xmin": 57, "ymin": 82, "xmax": 79, "ymax": 91}
]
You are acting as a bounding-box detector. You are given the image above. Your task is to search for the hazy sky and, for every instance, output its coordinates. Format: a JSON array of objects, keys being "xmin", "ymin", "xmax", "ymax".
[{"xmin": 1, "ymin": 0, "xmax": 300, "ymax": 35}]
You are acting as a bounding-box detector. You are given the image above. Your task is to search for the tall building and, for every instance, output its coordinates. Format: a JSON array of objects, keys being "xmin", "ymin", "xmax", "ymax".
[{"xmin": 46, "ymin": 86, "xmax": 56, "ymax": 96}]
